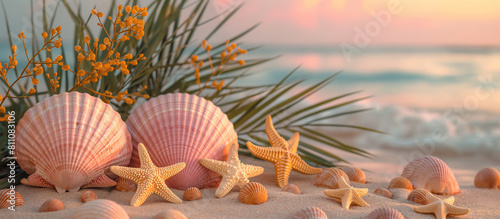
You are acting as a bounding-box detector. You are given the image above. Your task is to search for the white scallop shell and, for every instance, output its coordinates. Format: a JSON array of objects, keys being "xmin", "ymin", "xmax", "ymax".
[
  {"xmin": 366, "ymin": 207, "xmax": 405, "ymax": 219},
  {"xmin": 73, "ymin": 199, "xmax": 129, "ymax": 219},
  {"xmin": 125, "ymin": 93, "xmax": 237, "ymax": 190},
  {"xmin": 16, "ymin": 92, "xmax": 132, "ymax": 193},
  {"xmin": 401, "ymin": 156, "xmax": 460, "ymax": 195},
  {"xmin": 291, "ymin": 207, "xmax": 328, "ymax": 219}
]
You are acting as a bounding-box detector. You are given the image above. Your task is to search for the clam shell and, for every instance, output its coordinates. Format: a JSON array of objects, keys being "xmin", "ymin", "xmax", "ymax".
[
  {"xmin": 388, "ymin": 176, "xmax": 413, "ymax": 190},
  {"xmin": 73, "ymin": 199, "xmax": 129, "ymax": 219},
  {"xmin": 474, "ymin": 167, "xmax": 500, "ymax": 189},
  {"xmin": 339, "ymin": 166, "xmax": 366, "ymax": 183},
  {"xmin": 282, "ymin": 184, "xmax": 301, "ymax": 194},
  {"xmin": 313, "ymin": 168, "xmax": 350, "ymax": 189},
  {"xmin": 80, "ymin": 191, "xmax": 97, "ymax": 203},
  {"xmin": 366, "ymin": 207, "xmax": 405, "ymax": 219},
  {"xmin": 0, "ymin": 189, "xmax": 24, "ymax": 208},
  {"xmin": 40, "ymin": 199, "xmax": 64, "ymax": 212},
  {"xmin": 126, "ymin": 93, "xmax": 237, "ymax": 190},
  {"xmin": 16, "ymin": 92, "xmax": 132, "ymax": 193},
  {"xmin": 401, "ymin": 156, "xmax": 460, "ymax": 195},
  {"xmin": 374, "ymin": 188, "xmax": 392, "ymax": 199},
  {"xmin": 153, "ymin": 209, "xmax": 187, "ymax": 219},
  {"xmin": 407, "ymin": 188, "xmax": 430, "ymax": 205},
  {"xmin": 183, "ymin": 187, "xmax": 202, "ymax": 201},
  {"xmin": 291, "ymin": 206, "xmax": 328, "ymax": 219},
  {"xmin": 238, "ymin": 182, "xmax": 268, "ymax": 205}
]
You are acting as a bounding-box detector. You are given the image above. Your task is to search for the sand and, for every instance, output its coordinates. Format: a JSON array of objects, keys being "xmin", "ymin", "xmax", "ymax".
[{"xmin": 1, "ymin": 149, "xmax": 499, "ymax": 219}]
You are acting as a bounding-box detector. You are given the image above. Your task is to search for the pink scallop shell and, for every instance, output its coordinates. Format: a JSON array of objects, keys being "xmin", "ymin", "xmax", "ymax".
[
  {"xmin": 339, "ymin": 166, "xmax": 366, "ymax": 183},
  {"xmin": 366, "ymin": 207, "xmax": 405, "ymax": 219},
  {"xmin": 16, "ymin": 92, "xmax": 132, "ymax": 193},
  {"xmin": 313, "ymin": 168, "xmax": 350, "ymax": 189},
  {"xmin": 125, "ymin": 93, "xmax": 237, "ymax": 190},
  {"xmin": 401, "ymin": 156, "xmax": 460, "ymax": 195},
  {"xmin": 291, "ymin": 206, "xmax": 328, "ymax": 219}
]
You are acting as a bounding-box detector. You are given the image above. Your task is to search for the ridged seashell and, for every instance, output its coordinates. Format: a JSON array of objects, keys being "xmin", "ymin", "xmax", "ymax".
[
  {"xmin": 313, "ymin": 168, "xmax": 350, "ymax": 189},
  {"xmin": 474, "ymin": 167, "xmax": 500, "ymax": 189},
  {"xmin": 153, "ymin": 209, "xmax": 187, "ymax": 219},
  {"xmin": 401, "ymin": 156, "xmax": 460, "ymax": 195},
  {"xmin": 339, "ymin": 166, "xmax": 366, "ymax": 183},
  {"xmin": 282, "ymin": 184, "xmax": 301, "ymax": 194},
  {"xmin": 388, "ymin": 176, "xmax": 413, "ymax": 190},
  {"xmin": 374, "ymin": 188, "xmax": 392, "ymax": 199},
  {"xmin": 126, "ymin": 93, "xmax": 237, "ymax": 190},
  {"xmin": 40, "ymin": 199, "xmax": 64, "ymax": 212},
  {"xmin": 291, "ymin": 206, "xmax": 328, "ymax": 219},
  {"xmin": 407, "ymin": 188, "xmax": 430, "ymax": 205},
  {"xmin": 16, "ymin": 92, "xmax": 132, "ymax": 193},
  {"xmin": 0, "ymin": 189, "xmax": 25, "ymax": 208},
  {"xmin": 115, "ymin": 176, "xmax": 137, "ymax": 192},
  {"xmin": 183, "ymin": 187, "xmax": 202, "ymax": 201},
  {"xmin": 366, "ymin": 207, "xmax": 405, "ymax": 219},
  {"xmin": 73, "ymin": 199, "xmax": 129, "ymax": 219},
  {"xmin": 238, "ymin": 182, "xmax": 268, "ymax": 205},
  {"xmin": 80, "ymin": 191, "xmax": 97, "ymax": 203}
]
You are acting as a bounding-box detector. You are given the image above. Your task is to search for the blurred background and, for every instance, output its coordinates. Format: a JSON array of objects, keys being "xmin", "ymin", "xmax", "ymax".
[{"xmin": 1, "ymin": 0, "xmax": 499, "ymax": 159}]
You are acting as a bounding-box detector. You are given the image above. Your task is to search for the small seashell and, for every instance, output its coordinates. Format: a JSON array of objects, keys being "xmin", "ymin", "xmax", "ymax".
[
  {"xmin": 153, "ymin": 209, "xmax": 187, "ymax": 219},
  {"xmin": 73, "ymin": 199, "xmax": 129, "ymax": 219},
  {"xmin": 374, "ymin": 188, "xmax": 392, "ymax": 199},
  {"xmin": 0, "ymin": 189, "xmax": 25, "ymax": 208},
  {"xmin": 282, "ymin": 184, "xmax": 301, "ymax": 195},
  {"xmin": 126, "ymin": 93, "xmax": 238, "ymax": 190},
  {"xmin": 388, "ymin": 176, "xmax": 413, "ymax": 190},
  {"xmin": 183, "ymin": 187, "xmax": 202, "ymax": 201},
  {"xmin": 401, "ymin": 156, "xmax": 460, "ymax": 195},
  {"xmin": 40, "ymin": 199, "xmax": 64, "ymax": 212},
  {"xmin": 238, "ymin": 182, "xmax": 268, "ymax": 205},
  {"xmin": 313, "ymin": 168, "xmax": 350, "ymax": 189},
  {"xmin": 407, "ymin": 188, "xmax": 430, "ymax": 205},
  {"xmin": 80, "ymin": 191, "xmax": 97, "ymax": 203},
  {"xmin": 366, "ymin": 207, "xmax": 405, "ymax": 219},
  {"xmin": 115, "ymin": 177, "xmax": 137, "ymax": 192},
  {"xmin": 291, "ymin": 206, "xmax": 328, "ymax": 219},
  {"xmin": 339, "ymin": 166, "xmax": 366, "ymax": 183},
  {"xmin": 16, "ymin": 92, "xmax": 132, "ymax": 193},
  {"xmin": 474, "ymin": 167, "xmax": 500, "ymax": 189}
]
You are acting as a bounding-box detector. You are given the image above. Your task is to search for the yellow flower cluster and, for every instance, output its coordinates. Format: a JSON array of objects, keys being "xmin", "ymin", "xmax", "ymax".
[
  {"xmin": 0, "ymin": 27, "xmax": 63, "ymax": 121},
  {"xmin": 189, "ymin": 40, "xmax": 247, "ymax": 92},
  {"xmin": 66, "ymin": 5, "xmax": 149, "ymax": 104}
]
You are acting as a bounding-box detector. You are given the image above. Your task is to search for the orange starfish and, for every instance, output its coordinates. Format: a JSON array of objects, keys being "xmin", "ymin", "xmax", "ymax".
[{"xmin": 246, "ymin": 115, "xmax": 322, "ymax": 188}]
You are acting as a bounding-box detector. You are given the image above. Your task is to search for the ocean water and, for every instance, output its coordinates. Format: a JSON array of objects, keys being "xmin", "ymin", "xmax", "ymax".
[{"xmin": 243, "ymin": 46, "xmax": 500, "ymax": 159}]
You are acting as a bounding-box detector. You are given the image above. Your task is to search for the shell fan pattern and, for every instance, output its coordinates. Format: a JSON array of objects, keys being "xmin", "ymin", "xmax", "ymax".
[
  {"xmin": 401, "ymin": 156, "xmax": 460, "ymax": 195},
  {"xmin": 125, "ymin": 93, "xmax": 237, "ymax": 190},
  {"xmin": 15, "ymin": 92, "xmax": 133, "ymax": 193}
]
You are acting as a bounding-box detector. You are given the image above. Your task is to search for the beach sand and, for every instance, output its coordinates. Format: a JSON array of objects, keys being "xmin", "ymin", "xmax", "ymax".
[{"xmin": 1, "ymin": 149, "xmax": 499, "ymax": 218}]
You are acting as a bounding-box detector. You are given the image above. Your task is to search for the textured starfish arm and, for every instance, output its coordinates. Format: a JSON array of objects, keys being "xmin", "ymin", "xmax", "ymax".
[
  {"xmin": 414, "ymin": 203, "xmax": 439, "ymax": 213},
  {"xmin": 110, "ymin": 166, "xmax": 145, "ymax": 182},
  {"xmin": 445, "ymin": 203, "xmax": 470, "ymax": 216},
  {"xmin": 341, "ymin": 191, "xmax": 354, "ymax": 209},
  {"xmin": 155, "ymin": 183, "xmax": 182, "ymax": 204},
  {"xmin": 137, "ymin": 143, "xmax": 155, "ymax": 169},
  {"xmin": 275, "ymin": 153, "xmax": 294, "ymax": 188},
  {"xmin": 324, "ymin": 188, "xmax": 349, "ymax": 198},
  {"xmin": 442, "ymin": 196, "xmax": 455, "ymax": 205},
  {"xmin": 265, "ymin": 115, "xmax": 289, "ymax": 150},
  {"xmin": 131, "ymin": 183, "xmax": 154, "ymax": 207},
  {"xmin": 159, "ymin": 162, "xmax": 186, "ymax": 179},
  {"xmin": 290, "ymin": 153, "xmax": 322, "ymax": 174},
  {"xmin": 352, "ymin": 193, "xmax": 371, "ymax": 207},
  {"xmin": 199, "ymin": 159, "xmax": 231, "ymax": 175},
  {"xmin": 215, "ymin": 175, "xmax": 238, "ymax": 198},
  {"xmin": 246, "ymin": 141, "xmax": 286, "ymax": 163},
  {"xmin": 242, "ymin": 164, "xmax": 264, "ymax": 178},
  {"xmin": 288, "ymin": 132, "xmax": 300, "ymax": 153},
  {"xmin": 354, "ymin": 188, "xmax": 369, "ymax": 196}
]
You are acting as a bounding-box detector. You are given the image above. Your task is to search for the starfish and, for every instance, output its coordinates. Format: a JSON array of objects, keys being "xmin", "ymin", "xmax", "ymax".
[
  {"xmin": 246, "ymin": 115, "xmax": 322, "ymax": 188},
  {"xmin": 413, "ymin": 193, "xmax": 470, "ymax": 219},
  {"xmin": 323, "ymin": 176, "xmax": 370, "ymax": 210},
  {"xmin": 199, "ymin": 142, "xmax": 264, "ymax": 198},
  {"xmin": 110, "ymin": 143, "xmax": 185, "ymax": 206}
]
